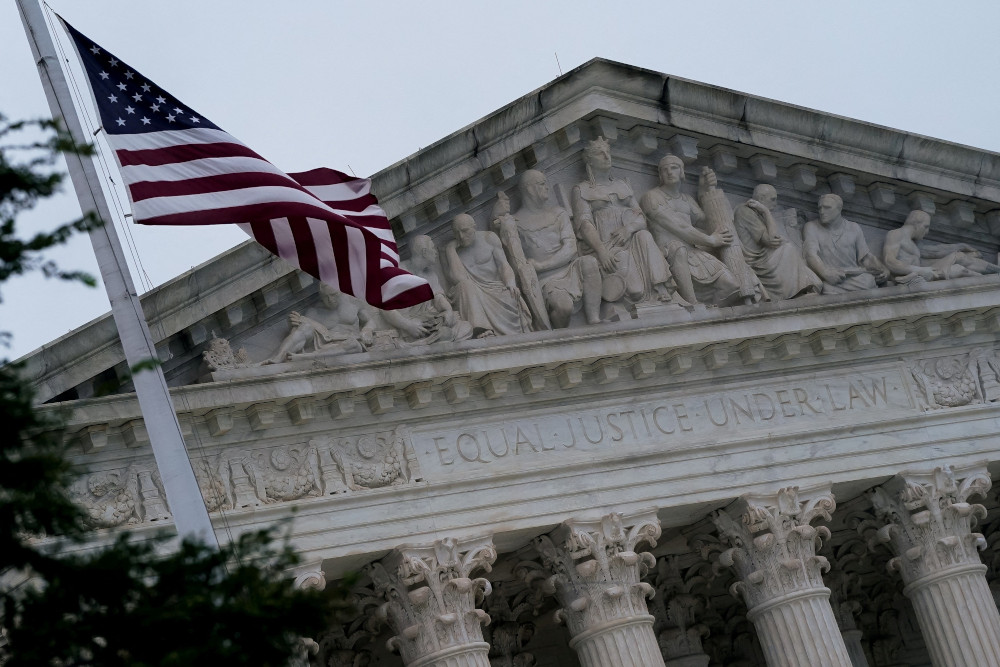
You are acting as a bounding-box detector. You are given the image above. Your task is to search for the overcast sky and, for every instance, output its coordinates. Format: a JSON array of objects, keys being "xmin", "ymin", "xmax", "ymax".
[{"xmin": 4, "ymin": 0, "xmax": 1000, "ymax": 361}]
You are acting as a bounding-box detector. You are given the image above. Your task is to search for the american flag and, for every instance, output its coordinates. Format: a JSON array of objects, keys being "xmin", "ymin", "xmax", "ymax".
[{"xmin": 61, "ymin": 18, "xmax": 432, "ymax": 310}]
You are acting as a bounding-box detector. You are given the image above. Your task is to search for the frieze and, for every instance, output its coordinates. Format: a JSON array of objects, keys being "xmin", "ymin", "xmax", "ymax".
[
  {"xmin": 69, "ymin": 465, "xmax": 170, "ymax": 529},
  {"xmin": 908, "ymin": 346, "xmax": 1000, "ymax": 409},
  {"xmin": 191, "ymin": 427, "xmax": 422, "ymax": 510},
  {"xmin": 69, "ymin": 427, "xmax": 423, "ymax": 531},
  {"xmin": 411, "ymin": 367, "xmax": 914, "ymax": 475}
]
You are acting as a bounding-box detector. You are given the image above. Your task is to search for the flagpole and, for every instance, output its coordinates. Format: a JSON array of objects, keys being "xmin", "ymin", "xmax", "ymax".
[{"xmin": 17, "ymin": 0, "xmax": 219, "ymax": 548}]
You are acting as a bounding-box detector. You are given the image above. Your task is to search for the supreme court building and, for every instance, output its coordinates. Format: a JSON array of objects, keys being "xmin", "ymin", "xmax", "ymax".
[{"xmin": 22, "ymin": 60, "xmax": 1000, "ymax": 666}]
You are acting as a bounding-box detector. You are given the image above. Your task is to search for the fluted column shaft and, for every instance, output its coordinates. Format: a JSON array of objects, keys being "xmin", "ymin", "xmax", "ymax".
[
  {"xmin": 712, "ymin": 485, "xmax": 852, "ymax": 667},
  {"xmin": 905, "ymin": 564, "xmax": 1000, "ymax": 667},
  {"xmin": 570, "ymin": 615, "xmax": 663, "ymax": 667},
  {"xmin": 519, "ymin": 510, "xmax": 665, "ymax": 667},
  {"xmin": 745, "ymin": 588, "xmax": 852, "ymax": 667},
  {"xmin": 869, "ymin": 465, "xmax": 1000, "ymax": 667}
]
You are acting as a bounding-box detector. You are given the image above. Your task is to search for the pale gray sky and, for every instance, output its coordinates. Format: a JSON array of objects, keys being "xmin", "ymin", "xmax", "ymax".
[{"xmin": 4, "ymin": 0, "xmax": 1000, "ymax": 360}]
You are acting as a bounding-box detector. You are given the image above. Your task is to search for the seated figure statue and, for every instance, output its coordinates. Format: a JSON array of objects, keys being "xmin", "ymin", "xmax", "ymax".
[
  {"xmin": 570, "ymin": 137, "xmax": 677, "ymax": 305},
  {"xmin": 381, "ymin": 235, "xmax": 473, "ymax": 345},
  {"xmin": 883, "ymin": 209, "xmax": 1000, "ymax": 285},
  {"xmin": 262, "ymin": 284, "xmax": 374, "ymax": 364},
  {"xmin": 442, "ymin": 213, "xmax": 531, "ymax": 337},
  {"xmin": 493, "ymin": 170, "xmax": 602, "ymax": 329},
  {"xmin": 733, "ymin": 184, "xmax": 822, "ymax": 299},
  {"xmin": 639, "ymin": 154, "xmax": 743, "ymax": 306},
  {"xmin": 803, "ymin": 193, "xmax": 888, "ymax": 293}
]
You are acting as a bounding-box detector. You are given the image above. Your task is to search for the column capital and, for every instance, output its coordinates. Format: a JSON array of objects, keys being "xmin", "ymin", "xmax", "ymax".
[
  {"xmin": 482, "ymin": 581, "xmax": 537, "ymax": 667},
  {"xmin": 516, "ymin": 509, "xmax": 666, "ymax": 666},
  {"xmin": 291, "ymin": 562, "xmax": 327, "ymax": 591},
  {"xmin": 369, "ymin": 535, "xmax": 497, "ymax": 666},
  {"xmin": 312, "ymin": 620, "xmax": 375, "ymax": 667},
  {"xmin": 712, "ymin": 485, "xmax": 836, "ymax": 611},
  {"xmin": 524, "ymin": 509, "xmax": 660, "ymax": 637},
  {"xmin": 650, "ymin": 556, "xmax": 711, "ymax": 666},
  {"xmin": 869, "ymin": 464, "xmax": 991, "ymax": 585}
]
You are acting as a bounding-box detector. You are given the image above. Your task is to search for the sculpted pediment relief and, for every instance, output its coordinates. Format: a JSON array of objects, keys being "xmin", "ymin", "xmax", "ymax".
[
  {"xmin": 203, "ymin": 113, "xmax": 1000, "ymax": 380},
  {"xmin": 24, "ymin": 59, "xmax": 1000, "ymax": 402}
]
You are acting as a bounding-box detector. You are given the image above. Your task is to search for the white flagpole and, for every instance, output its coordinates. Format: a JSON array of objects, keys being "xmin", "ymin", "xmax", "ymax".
[{"xmin": 17, "ymin": 0, "xmax": 219, "ymax": 548}]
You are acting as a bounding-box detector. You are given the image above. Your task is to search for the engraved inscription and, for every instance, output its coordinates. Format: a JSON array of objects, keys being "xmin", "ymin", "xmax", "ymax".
[{"xmin": 413, "ymin": 372, "xmax": 910, "ymax": 473}]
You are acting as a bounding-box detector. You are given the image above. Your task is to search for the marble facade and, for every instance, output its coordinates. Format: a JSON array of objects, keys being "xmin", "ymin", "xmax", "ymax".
[{"xmin": 17, "ymin": 59, "xmax": 1000, "ymax": 666}]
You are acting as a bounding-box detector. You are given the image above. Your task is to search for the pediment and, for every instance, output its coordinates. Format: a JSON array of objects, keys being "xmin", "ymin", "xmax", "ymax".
[{"xmin": 22, "ymin": 58, "xmax": 1000, "ymax": 405}]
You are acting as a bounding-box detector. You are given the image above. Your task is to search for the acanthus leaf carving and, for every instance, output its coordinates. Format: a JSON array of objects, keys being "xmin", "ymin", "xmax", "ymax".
[
  {"xmin": 710, "ymin": 485, "xmax": 836, "ymax": 611},
  {"xmin": 648, "ymin": 555, "xmax": 712, "ymax": 664},
  {"xmin": 483, "ymin": 581, "xmax": 538, "ymax": 667},
  {"xmin": 868, "ymin": 464, "xmax": 992, "ymax": 583},
  {"xmin": 519, "ymin": 509, "xmax": 661, "ymax": 638},
  {"xmin": 310, "ymin": 616, "xmax": 374, "ymax": 667},
  {"xmin": 368, "ymin": 536, "xmax": 496, "ymax": 665}
]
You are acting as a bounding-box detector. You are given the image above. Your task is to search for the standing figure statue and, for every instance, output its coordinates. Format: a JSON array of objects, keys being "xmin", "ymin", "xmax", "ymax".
[
  {"xmin": 493, "ymin": 170, "xmax": 602, "ymax": 329},
  {"xmin": 882, "ymin": 209, "xmax": 1000, "ymax": 285},
  {"xmin": 261, "ymin": 284, "xmax": 375, "ymax": 364},
  {"xmin": 442, "ymin": 213, "xmax": 531, "ymax": 337},
  {"xmin": 639, "ymin": 154, "xmax": 744, "ymax": 306},
  {"xmin": 733, "ymin": 184, "xmax": 822, "ymax": 299},
  {"xmin": 570, "ymin": 137, "xmax": 677, "ymax": 305},
  {"xmin": 381, "ymin": 235, "xmax": 473, "ymax": 345},
  {"xmin": 803, "ymin": 194, "xmax": 888, "ymax": 293}
]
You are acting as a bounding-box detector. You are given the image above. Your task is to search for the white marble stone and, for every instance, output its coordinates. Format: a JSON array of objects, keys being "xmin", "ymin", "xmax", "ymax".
[{"xmin": 19, "ymin": 58, "xmax": 1000, "ymax": 667}]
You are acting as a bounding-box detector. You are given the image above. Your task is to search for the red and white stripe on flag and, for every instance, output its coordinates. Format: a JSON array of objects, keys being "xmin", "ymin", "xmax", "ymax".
[{"xmin": 62, "ymin": 16, "xmax": 432, "ymax": 310}]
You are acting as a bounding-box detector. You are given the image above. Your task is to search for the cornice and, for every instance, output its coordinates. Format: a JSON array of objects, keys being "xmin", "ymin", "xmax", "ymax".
[
  {"xmin": 42, "ymin": 275, "xmax": 1000, "ymax": 439},
  {"xmin": 18, "ymin": 58, "xmax": 1000, "ymax": 406}
]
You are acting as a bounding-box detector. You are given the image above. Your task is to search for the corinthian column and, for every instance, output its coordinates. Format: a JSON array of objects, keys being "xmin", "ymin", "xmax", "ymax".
[
  {"xmin": 649, "ymin": 556, "xmax": 711, "ymax": 667},
  {"xmin": 369, "ymin": 536, "xmax": 497, "ymax": 667},
  {"xmin": 711, "ymin": 485, "xmax": 852, "ymax": 667},
  {"xmin": 868, "ymin": 465, "xmax": 1000, "ymax": 667},
  {"xmin": 517, "ymin": 509, "xmax": 665, "ymax": 667}
]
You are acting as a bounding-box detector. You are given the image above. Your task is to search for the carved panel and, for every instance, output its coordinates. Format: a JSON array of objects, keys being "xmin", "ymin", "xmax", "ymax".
[
  {"xmin": 71, "ymin": 426, "xmax": 424, "ymax": 531},
  {"xmin": 908, "ymin": 347, "xmax": 1000, "ymax": 409},
  {"xmin": 69, "ymin": 465, "xmax": 170, "ymax": 529}
]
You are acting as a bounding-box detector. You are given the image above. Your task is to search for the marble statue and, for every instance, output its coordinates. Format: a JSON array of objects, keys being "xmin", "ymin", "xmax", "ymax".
[
  {"xmin": 733, "ymin": 184, "xmax": 822, "ymax": 299},
  {"xmin": 443, "ymin": 213, "xmax": 532, "ymax": 337},
  {"xmin": 381, "ymin": 235, "xmax": 474, "ymax": 345},
  {"xmin": 261, "ymin": 284, "xmax": 375, "ymax": 364},
  {"xmin": 803, "ymin": 193, "xmax": 888, "ymax": 293},
  {"xmin": 493, "ymin": 170, "xmax": 602, "ymax": 329},
  {"xmin": 570, "ymin": 137, "xmax": 676, "ymax": 305},
  {"xmin": 883, "ymin": 209, "xmax": 1000, "ymax": 285},
  {"xmin": 639, "ymin": 154, "xmax": 743, "ymax": 306}
]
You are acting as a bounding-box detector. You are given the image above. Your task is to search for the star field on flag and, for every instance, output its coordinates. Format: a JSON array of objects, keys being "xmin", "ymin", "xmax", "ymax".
[{"xmin": 60, "ymin": 17, "xmax": 433, "ymax": 310}]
